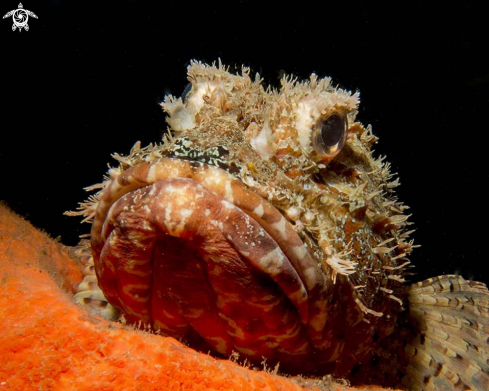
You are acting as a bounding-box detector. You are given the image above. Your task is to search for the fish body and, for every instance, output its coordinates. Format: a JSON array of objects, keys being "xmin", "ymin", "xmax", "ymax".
[{"xmin": 68, "ymin": 61, "xmax": 489, "ymax": 390}]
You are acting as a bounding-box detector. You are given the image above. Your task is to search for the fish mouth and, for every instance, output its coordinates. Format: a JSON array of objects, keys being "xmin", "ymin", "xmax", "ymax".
[{"xmin": 90, "ymin": 156, "xmax": 331, "ymax": 366}]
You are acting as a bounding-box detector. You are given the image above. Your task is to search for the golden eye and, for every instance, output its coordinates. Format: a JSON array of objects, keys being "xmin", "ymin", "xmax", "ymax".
[{"xmin": 312, "ymin": 112, "xmax": 348, "ymax": 161}]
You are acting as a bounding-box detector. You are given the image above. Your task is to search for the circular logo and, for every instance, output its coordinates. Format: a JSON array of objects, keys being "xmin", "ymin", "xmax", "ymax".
[{"xmin": 13, "ymin": 8, "xmax": 27, "ymax": 28}]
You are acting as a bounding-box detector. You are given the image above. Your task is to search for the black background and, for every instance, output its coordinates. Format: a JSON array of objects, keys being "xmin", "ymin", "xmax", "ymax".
[{"xmin": 1, "ymin": 1, "xmax": 488, "ymax": 286}]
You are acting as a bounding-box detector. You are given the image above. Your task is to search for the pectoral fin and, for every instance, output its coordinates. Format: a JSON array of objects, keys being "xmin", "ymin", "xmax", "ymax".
[{"xmin": 404, "ymin": 275, "xmax": 489, "ymax": 391}]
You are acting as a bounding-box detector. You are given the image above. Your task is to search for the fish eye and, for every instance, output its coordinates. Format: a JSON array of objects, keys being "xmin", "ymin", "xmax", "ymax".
[
  {"xmin": 181, "ymin": 83, "xmax": 193, "ymax": 103},
  {"xmin": 313, "ymin": 112, "xmax": 348, "ymax": 160}
]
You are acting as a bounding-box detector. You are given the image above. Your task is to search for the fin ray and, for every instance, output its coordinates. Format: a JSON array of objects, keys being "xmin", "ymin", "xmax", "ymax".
[{"xmin": 403, "ymin": 275, "xmax": 489, "ymax": 391}]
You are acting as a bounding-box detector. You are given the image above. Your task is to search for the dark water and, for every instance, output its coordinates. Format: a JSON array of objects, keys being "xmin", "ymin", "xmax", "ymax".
[{"xmin": 1, "ymin": 1, "xmax": 487, "ymax": 287}]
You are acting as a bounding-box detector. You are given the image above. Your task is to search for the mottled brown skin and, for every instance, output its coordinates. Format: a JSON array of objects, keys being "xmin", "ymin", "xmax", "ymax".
[{"xmin": 68, "ymin": 61, "xmax": 489, "ymax": 390}]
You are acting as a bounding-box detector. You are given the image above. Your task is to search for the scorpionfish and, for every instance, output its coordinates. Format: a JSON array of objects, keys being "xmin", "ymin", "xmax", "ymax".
[{"xmin": 68, "ymin": 60, "xmax": 489, "ymax": 390}]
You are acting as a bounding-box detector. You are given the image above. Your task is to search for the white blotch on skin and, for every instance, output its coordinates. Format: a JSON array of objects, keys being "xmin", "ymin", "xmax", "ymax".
[
  {"xmin": 271, "ymin": 216, "xmax": 288, "ymax": 240},
  {"xmin": 295, "ymin": 101, "xmax": 316, "ymax": 150},
  {"xmin": 292, "ymin": 244, "xmax": 307, "ymax": 259},
  {"xmin": 224, "ymin": 180, "xmax": 234, "ymax": 203},
  {"xmin": 147, "ymin": 164, "xmax": 157, "ymax": 183},
  {"xmin": 285, "ymin": 206, "xmax": 301, "ymax": 221},
  {"xmin": 221, "ymin": 200, "xmax": 236, "ymax": 210},
  {"xmin": 259, "ymin": 247, "xmax": 285, "ymax": 275},
  {"xmin": 252, "ymin": 202, "xmax": 265, "ymax": 217},
  {"xmin": 179, "ymin": 208, "xmax": 193, "ymax": 225},
  {"xmin": 302, "ymin": 267, "xmax": 319, "ymax": 287}
]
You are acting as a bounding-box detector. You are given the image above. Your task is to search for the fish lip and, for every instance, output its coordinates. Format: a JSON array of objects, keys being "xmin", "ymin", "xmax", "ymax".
[
  {"xmin": 91, "ymin": 157, "xmax": 317, "ymax": 304},
  {"xmin": 93, "ymin": 174, "xmax": 315, "ymax": 357}
]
